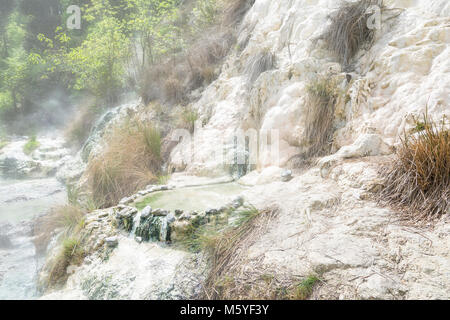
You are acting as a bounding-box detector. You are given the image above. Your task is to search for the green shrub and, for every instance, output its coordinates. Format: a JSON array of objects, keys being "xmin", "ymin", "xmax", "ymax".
[
  {"xmin": 293, "ymin": 276, "xmax": 320, "ymax": 300},
  {"xmin": 179, "ymin": 107, "xmax": 199, "ymax": 133},
  {"xmin": 34, "ymin": 203, "xmax": 87, "ymax": 289},
  {"xmin": 23, "ymin": 135, "xmax": 40, "ymax": 155}
]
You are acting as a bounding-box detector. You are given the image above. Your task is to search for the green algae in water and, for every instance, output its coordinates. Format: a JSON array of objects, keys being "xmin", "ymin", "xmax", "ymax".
[
  {"xmin": 135, "ymin": 192, "xmax": 165, "ymax": 210},
  {"xmin": 134, "ymin": 183, "xmax": 247, "ymax": 212}
]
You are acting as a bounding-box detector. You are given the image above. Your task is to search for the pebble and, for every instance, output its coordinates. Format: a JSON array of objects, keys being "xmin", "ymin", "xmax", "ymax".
[
  {"xmin": 153, "ymin": 208, "xmax": 169, "ymax": 216},
  {"xmin": 281, "ymin": 170, "xmax": 293, "ymax": 182},
  {"xmin": 105, "ymin": 236, "xmax": 119, "ymax": 248},
  {"xmin": 140, "ymin": 206, "xmax": 153, "ymax": 220}
]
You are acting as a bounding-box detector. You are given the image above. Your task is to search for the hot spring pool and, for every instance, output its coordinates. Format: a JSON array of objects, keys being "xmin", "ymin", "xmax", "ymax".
[{"xmin": 135, "ymin": 182, "xmax": 248, "ymax": 212}]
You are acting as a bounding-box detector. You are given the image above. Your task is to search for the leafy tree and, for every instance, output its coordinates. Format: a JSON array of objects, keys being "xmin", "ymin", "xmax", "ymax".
[
  {"xmin": 0, "ymin": 0, "xmax": 16, "ymax": 57},
  {"xmin": 65, "ymin": 16, "xmax": 130, "ymax": 104},
  {"xmin": 0, "ymin": 0, "xmax": 221, "ymax": 130}
]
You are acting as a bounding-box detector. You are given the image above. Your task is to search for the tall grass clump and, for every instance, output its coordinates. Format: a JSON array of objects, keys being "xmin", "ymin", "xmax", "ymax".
[
  {"xmin": 33, "ymin": 204, "xmax": 85, "ymax": 255},
  {"xmin": 304, "ymin": 76, "xmax": 338, "ymax": 157},
  {"xmin": 34, "ymin": 185, "xmax": 98, "ymax": 289},
  {"xmin": 86, "ymin": 118, "xmax": 162, "ymax": 208},
  {"xmin": 47, "ymin": 237, "xmax": 85, "ymax": 288},
  {"xmin": 378, "ymin": 114, "xmax": 449, "ymax": 222},
  {"xmin": 199, "ymin": 206, "xmax": 280, "ymax": 299},
  {"xmin": 245, "ymin": 50, "xmax": 275, "ymax": 84},
  {"xmin": 179, "ymin": 107, "xmax": 199, "ymax": 133},
  {"xmin": 177, "ymin": 205, "xmax": 261, "ymax": 254},
  {"xmin": 321, "ymin": 0, "xmax": 384, "ymax": 67}
]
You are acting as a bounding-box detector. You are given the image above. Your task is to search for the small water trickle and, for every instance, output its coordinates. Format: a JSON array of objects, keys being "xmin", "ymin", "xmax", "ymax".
[
  {"xmin": 229, "ymin": 135, "xmax": 253, "ymax": 179},
  {"xmin": 129, "ymin": 210, "xmax": 142, "ymax": 238}
]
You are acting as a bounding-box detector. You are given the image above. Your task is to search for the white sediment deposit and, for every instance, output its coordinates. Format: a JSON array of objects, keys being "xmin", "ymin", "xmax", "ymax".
[{"xmin": 40, "ymin": 0, "xmax": 449, "ymax": 299}]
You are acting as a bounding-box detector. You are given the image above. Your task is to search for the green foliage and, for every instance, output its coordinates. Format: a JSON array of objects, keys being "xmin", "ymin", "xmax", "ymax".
[
  {"xmin": 192, "ymin": 0, "xmax": 219, "ymax": 30},
  {"xmin": 33, "ymin": 201, "xmax": 87, "ymax": 270},
  {"xmin": 245, "ymin": 50, "xmax": 275, "ymax": 83},
  {"xmin": 0, "ymin": 11, "xmax": 31, "ymax": 114},
  {"xmin": 0, "ymin": 91, "xmax": 13, "ymax": 113},
  {"xmin": 306, "ymin": 77, "xmax": 338, "ymax": 100},
  {"xmin": 48, "ymin": 236, "xmax": 85, "ymax": 288},
  {"xmin": 65, "ymin": 17, "xmax": 130, "ymax": 103},
  {"xmin": 125, "ymin": 0, "xmax": 182, "ymax": 65},
  {"xmin": 294, "ymin": 276, "xmax": 320, "ymax": 300},
  {"xmin": 135, "ymin": 192, "xmax": 164, "ymax": 211},
  {"xmin": 0, "ymin": 139, "xmax": 8, "ymax": 150},
  {"xmin": 0, "ymin": 0, "xmax": 240, "ymax": 131},
  {"xmin": 140, "ymin": 123, "xmax": 162, "ymax": 160},
  {"xmin": 23, "ymin": 135, "xmax": 40, "ymax": 154},
  {"xmin": 86, "ymin": 119, "xmax": 162, "ymax": 207},
  {"xmin": 157, "ymin": 174, "xmax": 171, "ymax": 185},
  {"xmin": 180, "ymin": 107, "xmax": 199, "ymax": 133},
  {"xmin": 178, "ymin": 205, "xmax": 260, "ymax": 253},
  {"xmin": 410, "ymin": 115, "xmax": 431, "ymax": 134},
  {"xmin": 62, "ymin": 238, "xmax": 84, "ymax": 261},
  {"xmin": 232, "ymin": 205, "xmax": 260, "ymax": 227}
]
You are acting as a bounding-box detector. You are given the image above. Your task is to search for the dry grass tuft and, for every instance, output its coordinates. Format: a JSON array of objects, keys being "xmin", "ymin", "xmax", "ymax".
[
  {"xmin": 34, "ymin": 190, "xmax": 93, "ymax": 290},
  {"xmin": 378, "ymin": 114, "xmax": 450, "ymax": 222},
  {"xmin": 201, "ymin": 206, "xmax": 280, "ymax": 299},
  {"xmin": 86, "ymin": 118, "xmax": 162, "ymax": 208},
  {"xmin": 196, "ymin": 206, "xmax": 321, "ymax": 300},
  {"xmin": 186, "ymin": 31, "xmax": 233, "ymax": 89},
  {"xmin": 138, "ymin": 30, "xmax": 233, "ymax": 105},
  {"xmin": 223, "ymin": 0, "xmax": 256, "ymax": 26},
  {"xmin": 164, "ymin": 77, "xmax": 184, "ymax": 104},
  {"xmin": 321, "ymin": 0, "xmax": 383, "ymax": 67},
  {"xmin": 245, "ymin": 50, "xmax": 275, "ymax": 83},
  {"xmin": 65, "ymin": 100, "xmax": 102, "ymax": 148},
  {"xmin": 137, "ymin": 0, "xmax": 254, "ymax": 105},
  {"xmin": 304, "ymin": 76, "xmax": 338, "ymax": 157},
  {"xmin": 137, "ymin": 64, "xmax": 166, "ymax": 104},
  {"xmin": 33, "ymin": 204, "xmax": 85, "ymax": 256}
]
